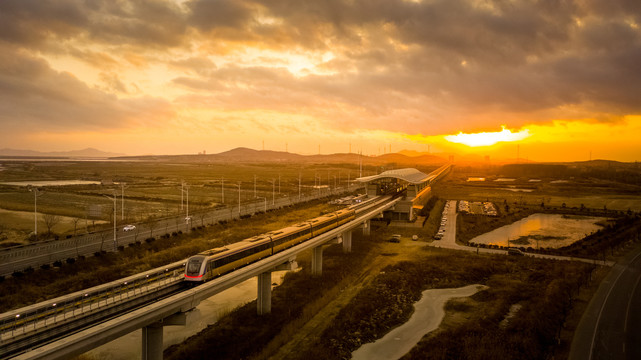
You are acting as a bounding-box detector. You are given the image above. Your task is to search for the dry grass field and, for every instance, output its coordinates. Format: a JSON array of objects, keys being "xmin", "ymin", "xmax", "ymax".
[{"xmin": 0, "ymin": 160, "xmax": 366, "ymax": 245}]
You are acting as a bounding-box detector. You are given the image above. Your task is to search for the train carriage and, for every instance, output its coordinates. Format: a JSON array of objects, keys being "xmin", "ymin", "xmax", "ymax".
[{"xmin": 185, "ymin": 208, "xmax": 355, "ymax": 283}]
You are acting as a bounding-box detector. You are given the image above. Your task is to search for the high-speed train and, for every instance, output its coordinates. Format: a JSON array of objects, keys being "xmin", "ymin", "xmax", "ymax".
[{"xmin": 184, "ymin": 208, "xmax": 355, "ymax": 282}]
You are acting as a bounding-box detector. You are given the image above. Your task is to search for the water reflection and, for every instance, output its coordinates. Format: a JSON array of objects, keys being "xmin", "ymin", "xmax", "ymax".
[{"xmin": 470, "ymin": 214, "xmax": 606, "ymax": 248}]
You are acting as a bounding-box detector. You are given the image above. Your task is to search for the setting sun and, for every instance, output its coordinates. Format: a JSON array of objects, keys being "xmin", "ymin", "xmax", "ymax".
[{"xmin": 444, "ymin": 127, "xmax": 530, "ymax": 147}]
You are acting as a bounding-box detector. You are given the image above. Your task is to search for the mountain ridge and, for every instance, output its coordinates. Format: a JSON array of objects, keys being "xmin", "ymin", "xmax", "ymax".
[{"xmin": 0, "ymin": 147, "xmax": 125, "ymax": 158}]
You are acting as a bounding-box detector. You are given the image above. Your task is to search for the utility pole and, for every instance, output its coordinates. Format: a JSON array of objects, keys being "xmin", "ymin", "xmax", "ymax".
[
  {"xmin": 184, "ymin": 184, "xmax": 190, "ymax": 219},
  {"xmin": 278, "ymin": 173, "xmax": 281, "ymax": 194},
  {"xmin": 236, "ymin": 182, "xmax": 241, "ymax": 216},
  {"xmin": 221, "ymin": 177, "xmax": 225, "ymax": 203},
  {"xmin": 298, "ymin": 173, "xmax": 302, "ymax": 200},
  {"xmin": 269, "ymin": 179, "xmax": 276, "ymax": 205},
  {"xmin": 120, "ymin": 182, "xmax": 127, "ymax": 221},
  {"xmin": 103, "ymin": 192, "xmax": 117, "ymax": 251},
  {"xmin": 181, "ymin": 181, "xmax": 184, "ymax": 210},
  {"xmin": 254, "ymin": 175, "xmax": 257, "ymax": 198}
]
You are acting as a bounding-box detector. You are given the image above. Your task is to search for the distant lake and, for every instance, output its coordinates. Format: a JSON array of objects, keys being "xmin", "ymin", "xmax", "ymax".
[
  {"xmin": 469, "ymin": 213, "xmax": 607, "ymax": 248},
  {"xmin": 0, "ymin": 180, "xmax": 102, "ymax": 187}
]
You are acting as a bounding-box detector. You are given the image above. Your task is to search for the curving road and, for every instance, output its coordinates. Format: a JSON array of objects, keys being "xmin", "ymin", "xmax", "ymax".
[{"xmin": 569, "ymin": 242, "xmax": 641, "ymax": 360}]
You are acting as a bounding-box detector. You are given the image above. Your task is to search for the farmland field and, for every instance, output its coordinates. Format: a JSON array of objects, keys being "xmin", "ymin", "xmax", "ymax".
[{"xmin": 0, "ymin": 160, "xmax": 371, "ymax": 245}]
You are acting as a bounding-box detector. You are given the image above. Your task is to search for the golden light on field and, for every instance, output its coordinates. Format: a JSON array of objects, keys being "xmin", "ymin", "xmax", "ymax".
[{"xmin": 444, "ymin": 127, "xmax": 530, "ymax": 147}]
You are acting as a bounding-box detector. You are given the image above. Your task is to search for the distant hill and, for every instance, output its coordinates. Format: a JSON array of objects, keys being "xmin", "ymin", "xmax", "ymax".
[
  {"xmin": 0, "ymin": 147, "xmax": 125, "ymax": 158},
  {"xmin": 115, "ymin": 147, "xmax": 448, "ymax": 166}
]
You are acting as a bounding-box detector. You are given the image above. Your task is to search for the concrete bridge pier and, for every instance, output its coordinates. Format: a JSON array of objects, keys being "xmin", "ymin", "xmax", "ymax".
[
  {"xmin": 363, "ymin": 220, "xmax": 371, "ymax": 236},
  {"xmin": 257, "ymin": 272, "xmax": 272, "ymax": 315},
  {"xmin": 257, "ymin": 259, "xmax": 298, "ymax": 315},
  {"xmin": 342, "ymin": 230, "xmax": 352, "ymax": 253},
  {"xmin": 141, "ymin": 312, "xmax": 186, "ymax": 360},
  {"xmin": 312, "ymin": 246, "xmax": 323, "ymax": 276}
]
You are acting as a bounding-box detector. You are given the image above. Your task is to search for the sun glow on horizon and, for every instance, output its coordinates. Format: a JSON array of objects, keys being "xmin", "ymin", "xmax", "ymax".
[{"xmin": 445, "ymin": 126, "xmax": 530, "ymax": 147}]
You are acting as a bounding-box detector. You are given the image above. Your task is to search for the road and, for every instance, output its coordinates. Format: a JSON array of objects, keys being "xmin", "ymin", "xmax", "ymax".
[
  {"xmin": 569, "ymin": 242, "xmax": 641, "ymax": 360},
  {"xmin": 0, "ymin": 186, "xmax": 363, "ymax": 277}
]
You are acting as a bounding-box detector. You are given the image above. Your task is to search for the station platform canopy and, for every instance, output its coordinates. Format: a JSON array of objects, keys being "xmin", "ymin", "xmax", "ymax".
[{"xmin": 356, "ymin": 168, "xmax": 431, "ymax": 185}]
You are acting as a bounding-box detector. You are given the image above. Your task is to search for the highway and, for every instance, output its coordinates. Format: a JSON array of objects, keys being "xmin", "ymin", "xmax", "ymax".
[
  {"xmin": 569, "ymin": 242, "xmax": 641, "ymax": 360},
  {"xmin": 0, "ymin": 185, "xmax": 362, "ymax": 277}
]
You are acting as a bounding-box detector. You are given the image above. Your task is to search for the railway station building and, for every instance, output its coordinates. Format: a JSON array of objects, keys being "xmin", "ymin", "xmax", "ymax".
[{"xmin": 356, "ymin": 165, "xmax": 451, "ymax": 222}]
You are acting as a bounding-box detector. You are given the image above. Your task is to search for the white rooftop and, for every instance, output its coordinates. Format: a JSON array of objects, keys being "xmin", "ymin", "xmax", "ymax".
[{"xmin": 356, "ymin": 168, "xmax": 434, "ymax": 185}]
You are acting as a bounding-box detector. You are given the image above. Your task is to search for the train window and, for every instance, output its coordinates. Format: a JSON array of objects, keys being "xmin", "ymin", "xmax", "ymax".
[{"xmin": 187, "ymin": 260, "xmax": 202, "ymax": 273}]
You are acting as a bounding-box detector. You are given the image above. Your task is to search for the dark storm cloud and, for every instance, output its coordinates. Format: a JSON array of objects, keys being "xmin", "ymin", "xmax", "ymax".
[
  {"xmin": 0, "ymin": 0, "xmax": 187, "ymax": 48},
  {"xmin": 1, "ymin": 0, "xmax": 641, "ymax": 136},
  {"xmin": 188, "ymin": 0, "xmax": 254, "ymax": 30}
]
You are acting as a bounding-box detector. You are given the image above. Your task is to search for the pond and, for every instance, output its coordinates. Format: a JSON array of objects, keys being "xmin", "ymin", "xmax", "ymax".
[
  {"xmin": 352, "ymin": 284, "xmax": 486, "ymax": 360},
  {"xmin": 0, "ymin": 180, "xmax": 102, "ymax": 187},
  {"xmin": 469, "ymin": 213, "xmax": 607, "ymax": 249}
]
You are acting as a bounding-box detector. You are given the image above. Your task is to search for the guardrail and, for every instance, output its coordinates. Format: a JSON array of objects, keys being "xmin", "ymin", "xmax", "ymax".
[
  {"xmin": 0, "ymin": 260, "xmax": 185, "ymax": 338},
  {"xmin": 0, "ymin": 185, "xmax": 366, "ymax": 277}
]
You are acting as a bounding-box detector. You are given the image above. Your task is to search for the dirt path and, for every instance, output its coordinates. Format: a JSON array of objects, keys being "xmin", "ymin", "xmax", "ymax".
[{"xmin": 260, "ymin": 240, "xmax": 428, "ymax": 360}]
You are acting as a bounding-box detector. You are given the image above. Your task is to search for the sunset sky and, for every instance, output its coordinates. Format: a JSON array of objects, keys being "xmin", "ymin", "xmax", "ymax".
[{"xmin": 1, "ymin": 0, "xmax": 640, "ymax": 162}]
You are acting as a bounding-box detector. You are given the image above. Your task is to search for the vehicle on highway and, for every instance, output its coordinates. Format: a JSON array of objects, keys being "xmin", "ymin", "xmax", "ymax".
[
  {"xmin": 123, "ymin": 225, "xmax": 136, "ymax": 232},
  {"xmin": 507, "ymin": 248, "xmax": 525, "ymax": 256},
  {"xmin": 185, "ymin": 208, "xmax": 356, "ymax": 282},
  {"xmin": 389, "ymin": 234, "xmax": 401, "ymax": 243}
]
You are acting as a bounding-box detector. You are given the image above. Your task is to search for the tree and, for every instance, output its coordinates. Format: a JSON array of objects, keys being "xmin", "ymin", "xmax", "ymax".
[
  {"xmin": 99, "ymin": 231, "xmax": 108, "ymax": 252},
  {"xmin": 42, "ymin": 214, "xmax": 61, "ymax": 235},
  {"xmin": 147, "ymin": 217, "xmax": 159, "ymax": 238},
  {"xmin": 133, "ymin": 225, "xmax": 141, "ymax": 243},
  {"xmin": 71, "ymin": 217, "xmax": 81, "ymax": 257},
  {"xmin": 71, "ymin": 217, "xmax": 81, "ymax": 237}
]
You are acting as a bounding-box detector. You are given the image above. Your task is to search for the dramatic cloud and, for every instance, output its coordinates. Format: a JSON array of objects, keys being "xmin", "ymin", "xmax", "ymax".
[{"xmin": 0, "ymin": 0, "xmax": 640, "ymax": 159}]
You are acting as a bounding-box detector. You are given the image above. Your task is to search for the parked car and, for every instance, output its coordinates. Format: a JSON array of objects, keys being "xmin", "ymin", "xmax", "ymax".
[
  {"xmin": 123, "ymin": 225, "xmax": 136, "ymax": 232},
  {"xmin": 507, "ymin": 248, "xmax": 525, "ymax": 256}
]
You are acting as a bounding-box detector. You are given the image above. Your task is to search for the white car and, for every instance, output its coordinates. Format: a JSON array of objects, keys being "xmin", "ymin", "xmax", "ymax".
[{"xmin": 123, "ymin": 225, "xmax": 136, "ymax": 232}]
